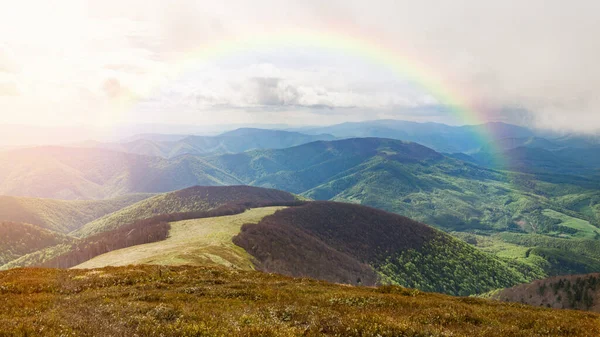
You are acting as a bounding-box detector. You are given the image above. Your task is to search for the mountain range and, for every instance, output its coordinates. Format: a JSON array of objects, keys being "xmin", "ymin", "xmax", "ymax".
[
  {"xmin": 1, "ymin": 136, "xmax": 599, "ymax": 279},
  {"xmin": 76, "ymin": 128, "xmax": 335, "ymax": 158},
  {"xmin": 1, "ymin": 185, "xmax": 536, "ymax": 296},
  {"xmin": 1, "ymin": 119, "xmax": 600, "ymax": 324}
]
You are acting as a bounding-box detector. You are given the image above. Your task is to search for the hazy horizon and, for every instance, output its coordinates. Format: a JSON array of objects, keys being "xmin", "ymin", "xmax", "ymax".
[{"xmin": 0, "ymin": 118, "xmax": 578, "ymax": 148}]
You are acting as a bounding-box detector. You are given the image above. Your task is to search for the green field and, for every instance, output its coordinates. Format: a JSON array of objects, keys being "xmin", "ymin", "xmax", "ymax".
[
  {"xmin": 75, "ymin": 207, "xmax": 286, "ymax": 269},
  {"xmin": 542, "ymin": 209, "xmax": 599, "ymax": 239}
]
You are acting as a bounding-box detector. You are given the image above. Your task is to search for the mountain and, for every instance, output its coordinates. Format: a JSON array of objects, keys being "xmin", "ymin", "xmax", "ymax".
[
  {"xmin": 0, "ymin": 146, "xmax": 243, "ymax": 199},
  {"xmin": 203, "ymin": 138, "xmax": 595, "ymax": 231},
  {"xmin": 468, "ymin": 143, "xmax": 600, "ymax": 176},
  {"xmin": 121, "ymin": 133, "xmax": 190, "ymax": 143},
  {"xmin": 489, "ymin": 273, "xmax": 600, "ymax": 312},
  {"xmin": 205, "ymin": 137, "xmax": 445, "ymax": 193},
  {"xmin": 233, "ymin": 201, "xmax": 536, "ymax": 295},
  {"xmin": 2, "ymin": 139, "xmax": 600, "ymax": 283},
  {"xmin": 202, "ymin": 138, "xmax": 600, "ymax": 280},
  {"xmin": 479, "ymin": 136, "xmax": 562, "ymax": 152},
  {"xmin": 1, "ymin": 265, "xmax": 599, "ymax": 337},
  {"xmin": 0, "ymin": 194, "xmax": 152, "ymax": 233},
  {"xmin": 0, "ymin": 221, "xmax": 72, "ymax": 266},
  {"xmin": 554, "ymin": 134, "xmax": 600, "ymax": 148},
  {"xmin": 69, "ymin": 191, "xmax": 537, "ymax": 296},
  {"xmin": 470, "ymin": 147, "xmax": 594, "ymax": 175},
  {"xmin": 75, "ymin": 206, "xmax": 286, "ymax": 270},
  {"xmin": 295, "ymin": 120, "xmax": 535, "ymax": 153},
  {"xmin": 82, "ymin": 128, "xmax": 336, "ymax": 158},
  {"xmin": 3, "ymin": 186, "xmax": 299, "ymax": 270},
  {"xmin": 73, "ymin": 185, "xmax": 299, "ymax": 237}
]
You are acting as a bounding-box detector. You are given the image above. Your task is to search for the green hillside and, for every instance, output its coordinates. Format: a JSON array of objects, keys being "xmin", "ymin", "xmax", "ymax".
[
  {"xmin": 0, "ymin": 221, "xmax": 72, "ymax": 266},
  {"xmin": 73, "ymin": 185, "xmax": 298, "ymax": 237},
  {"xmin": 0, "ymin": 194, "xmax": 152, "ymax": 233},
  {"xmin": 3, "ymin": 139, "xmax": 600, "ymax": 283},
  {"xmin": 234, "ymin": 202, "xmax": 540, "ymax": 295},
  {"xmin": 203, "ymin": 138, "xmax": 595, "ymax": 233},
  {"xmin": 1, "ymin": 265, "xmax": 599, "ymax": 337},
  {"xmin": 203, "ymin": 138, "xmax": 600, "ymax": 280},
  {"xmin": 66, "ymin": 198, "xmax": 538, "ymax": 296}
]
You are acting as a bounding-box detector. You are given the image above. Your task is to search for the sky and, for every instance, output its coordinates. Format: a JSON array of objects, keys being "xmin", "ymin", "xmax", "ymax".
[{"xmin": 0, "ymin": 0, "xmax": 599, "ymax": 133}]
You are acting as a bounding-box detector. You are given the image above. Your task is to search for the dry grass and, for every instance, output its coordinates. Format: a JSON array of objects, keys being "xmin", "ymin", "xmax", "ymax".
[
  {"xmin": 1, "ymin": 265, "xmax": 599, "ymax": 337},
  {"xmin": 75, "ymin": 207, "xmax": 286, "ymax": 269}
]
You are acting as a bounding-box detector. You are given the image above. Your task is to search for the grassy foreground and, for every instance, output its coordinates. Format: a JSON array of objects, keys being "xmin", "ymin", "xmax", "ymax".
[{"xmin": 1, "ymin": 265, "xmax": 599, "ymax": 337}]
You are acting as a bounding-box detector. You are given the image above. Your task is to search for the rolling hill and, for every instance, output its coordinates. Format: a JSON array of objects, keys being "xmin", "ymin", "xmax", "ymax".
[
  {"xmin": 81, "ymin": 128, "xmax": 336, "ymax": 158},
  {"xmin": 73, "ymin": 185, "xmax": 299, "ymax": 237},
  {"xmin": 0, "ymin": 194, "xmax": 152, "ymax": 233},
  {"xmin": 70, "ymin": 199, "xmax": 539, "ymax": 296},
  {"xmin": 1, "ymin": 265, "xmax": 599, "ymax": 337},
  {"xmin": 75, "ymin": 206, "xmax": 287, "ymax": 269},
  {"xmin": 0, "ymin": 146, "xmax": 243, "ymax": 199},
  {"xmin": 233, "ymin": 202, "xmax": 538, "ymax": 295},
  {"xmin": 2, "ymin": 138, "xmax": 600, "ymax": 283},
  {"xmin": 0, "ymin": 221, "xmax": 72, "ymax": 266},
  {"xmin": 203, "ymin": 138, "xmax": 598, "ymax": 234}
]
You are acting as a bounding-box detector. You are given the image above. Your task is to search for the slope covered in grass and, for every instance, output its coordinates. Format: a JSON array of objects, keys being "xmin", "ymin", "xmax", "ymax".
[
  {"xmin": 75, "ymin": 207, "xmax": 286, "ymax": 269},
  {"xmin": 0, "ymin": 194, "xmax": 152, "ymax": 233},
  {"xmin": 0, "ymin": 221, "xmax": 72, "ymax": 266},
  {"xmin": 74, "ymin": 185, "xmax": 298, "ymax": 237},
  {"xmin": 234, "ymin": 202, "xmax": 539, "ymax": 295},
  {"xmin": 0, "ymin": 265, "xmax": 598, "ymax": 337}
]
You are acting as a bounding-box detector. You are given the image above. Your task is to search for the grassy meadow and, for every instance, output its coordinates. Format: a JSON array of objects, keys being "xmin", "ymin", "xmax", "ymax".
[{"xmin": 1, "ymin": 265, "xmax": 599, "ymax": 337}]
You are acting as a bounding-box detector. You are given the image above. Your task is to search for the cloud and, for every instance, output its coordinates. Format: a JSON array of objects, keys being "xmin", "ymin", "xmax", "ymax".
[
  {"xmin": 0, "ymin": 82, "xmax": 19, "ymax": 96},
  {"xmin": 1, "ymin": 0, "xmax": 600, "ymax": 132},
  {"xmin": 0, "ymin": 46, "xmax": 18, "ymax": 73}
]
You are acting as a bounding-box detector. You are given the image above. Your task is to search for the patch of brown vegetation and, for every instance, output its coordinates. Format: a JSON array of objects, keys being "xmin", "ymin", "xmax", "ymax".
[
  {"xmin": 491, "ymin": 273, "xmax": 600, "ymax": 312},
  {"xmin": 234, "ymin": 201, "xmax": 438, "ymax": 286},
  {"xmin": 0, "ymin": 265, "xmax": 598, "ymax": 337},
  {"xmin": 42, "ymin": 201, "xmax": 305, "ymax": 269}
]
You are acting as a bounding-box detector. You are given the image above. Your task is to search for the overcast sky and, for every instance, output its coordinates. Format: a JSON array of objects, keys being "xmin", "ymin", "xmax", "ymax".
[{"xmin": 0, "ymin": 0, "xmax": 599, "ymax": 132}]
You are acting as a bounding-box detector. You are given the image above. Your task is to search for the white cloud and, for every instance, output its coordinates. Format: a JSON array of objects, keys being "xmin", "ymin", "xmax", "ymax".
[{"xmin": 0, "ymin": 0, "xmax": 599, "ymax": 132}]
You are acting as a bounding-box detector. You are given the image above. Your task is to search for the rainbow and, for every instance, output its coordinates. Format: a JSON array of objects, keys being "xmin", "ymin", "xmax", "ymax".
[{"xmin": 128, "ymin": 27, "xmax": 508, "ymax": 169}]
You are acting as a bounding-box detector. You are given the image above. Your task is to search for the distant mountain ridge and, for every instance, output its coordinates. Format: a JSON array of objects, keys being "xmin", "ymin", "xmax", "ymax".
[
  {"xmin": 0, "ymin": 194, "xmax": 152, "ymax": 233},
  {"xmin": 291, "ymin": 120, "xmax": 535, "ymax": 153},
  {"xmin": 0, "ymin": 146, "xmax": 243, "ymax": 199},
  {"xmin": 78, "ymin": 128, "xmax": 336, "ymax": 158}
]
